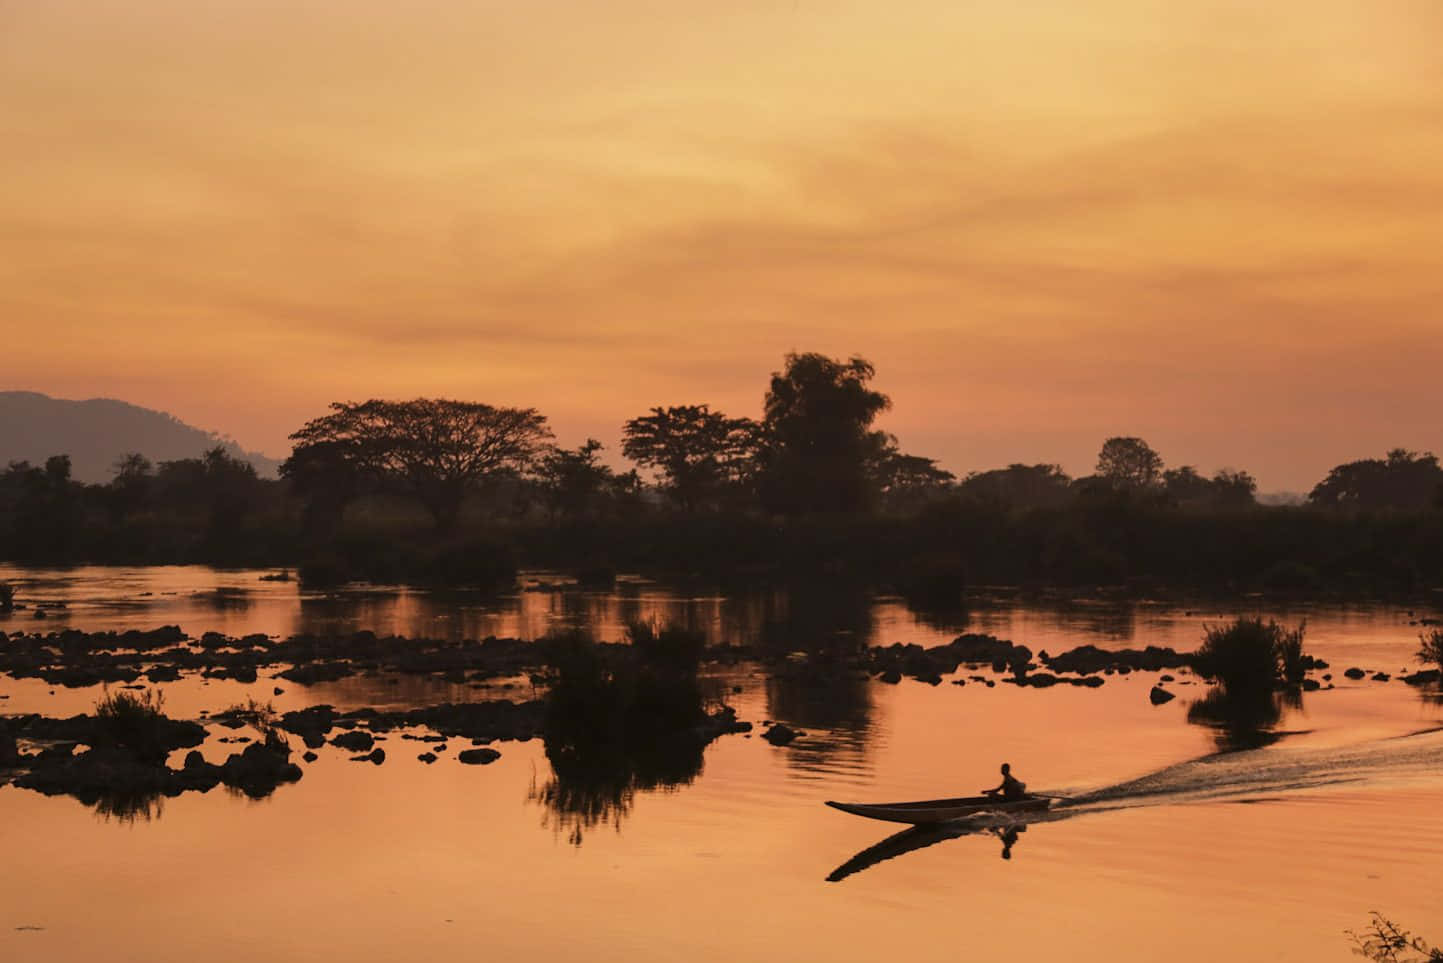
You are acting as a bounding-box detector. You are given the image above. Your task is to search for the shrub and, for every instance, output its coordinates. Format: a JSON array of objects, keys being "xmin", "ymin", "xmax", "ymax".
[
  {"xmin": 0, "ymin": 581, "xmax": 13, "ymax": 611},
  {"xmin": 418, "ymin": 536, "xmax": 516, "ymax": 589},
  {"xmin": 96, "ymin": 686, "xmax": 166, "ymax": 728},
  {"xmin": 1192, "ymin": 617, "xmax": 1308, "ymax": 692},
  {"xmin": 1276, "ymin": 621, "xmax": 1309, "ymax": 685},
  {"xmin": 222, "ymin": 698, "xmax": 284, "ymax": 746},
  {"xmin": 93, "ymin": 687, "xmax": 172, "ymax": 760},
  {"xmin": 626, "ymin": 619, "xmax": 706, "ymax": 675},
  {"xmin": 1419, "ymin": 629, "xmax": 1443, "ymax": 671},
  {"xmin": 1257, "ymin": 559, "xmax": 1320, "ymax": 592}
]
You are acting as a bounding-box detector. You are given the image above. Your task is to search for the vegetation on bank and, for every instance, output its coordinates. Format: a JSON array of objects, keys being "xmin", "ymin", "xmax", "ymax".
[{"xmin": 3, "ymin": 352, "xmax": 1442, "ymax": 594}]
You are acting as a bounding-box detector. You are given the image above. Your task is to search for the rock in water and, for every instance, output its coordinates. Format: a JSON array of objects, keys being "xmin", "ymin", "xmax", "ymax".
[
  {"xmin": 1148, "ymin": 686, "xmax": 1175, "ymax": 705},
  {"xmin": 762, "ymin": 724, "xmax": 800, "ymax": 746},
  {"xmin": 331, "ymin": 730, "xmax": 374, "ymax": 752},
  {"xmin": 457, "ymin": 748, "xmax": 501, "ymax": 765},
  {"xmin": 0, "ymin": 719, "xmax": 18, "ymax": 767}
]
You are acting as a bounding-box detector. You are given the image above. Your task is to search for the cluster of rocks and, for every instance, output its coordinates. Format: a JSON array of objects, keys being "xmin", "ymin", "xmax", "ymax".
[
  {"xmin": 867, "ymin": 633, "xmax": 1195, "ymax": 690},
  {"xmin": 1, "ymin": 712, "xmax": 302, "ymax": 804},
  {"xmin": 0, "ymin": 627, "xmax": 759, "ymax": 690}
]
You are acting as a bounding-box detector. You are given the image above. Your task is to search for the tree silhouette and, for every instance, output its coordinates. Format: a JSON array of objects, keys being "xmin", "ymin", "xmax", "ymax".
[
  {"xmin": 873, "ymin": 447, "xmax": 955, "ymax": 512},
  {"xmin": 1209, "ymin": 468, "xmax": 1257, "ymax": 508},
  {"xmin": 281, "ymin": 438, "xmax": 368, "ymax": 538},
  {"xmin": 758, "ymin": 353, "xmax": 891, "ymax": 514},
  {"xmin": 288, "ymin": 399, "xmax": 552, "ymax": 532},
  {"xmin": 959, "ymin": 463, "xmax": 1073, "ymax": 509},
  {"xmin": 1310, "ymin": 449, "xmax": 1443, "ymax": 510},
  {"xmin": 1096, "ymin": 436, "xmax": 1163, "ymax": 490},
  {"xmin": 535, "ymin": 439, "xmax": 630, "ymax": 521},
  {"xmin": 621, "ymin": 405, "xmax": 759, "ymax": 512},
  {"xmin": 107, "ymin": 452, "xmax": 153, "ymax": 520}
]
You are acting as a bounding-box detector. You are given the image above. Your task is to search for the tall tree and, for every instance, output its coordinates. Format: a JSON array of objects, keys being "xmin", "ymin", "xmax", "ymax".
[
  {"xmin": 107, "ymin": 452, "xmax": 154, "ymax": 520},
  {"xmin": 288, "ymin": 399, "xmax": 552, "ymax": 531},
  {"xmin": 620, "ymin": 405, "xmax": 759, "ymax": 512},
  {"xmin": 757, "ymin": 353, "xmax": 891, "ymax": 514},
  {"xmin": 281, "ymin": 438, "xmax": 367, "ymax": 538},
  {"xmin": 1096, "ymin": 436, "xmax": 1164, "ymax": 490}
]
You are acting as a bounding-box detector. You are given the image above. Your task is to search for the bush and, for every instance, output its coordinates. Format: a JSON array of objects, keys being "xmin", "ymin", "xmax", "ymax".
[
  {"xmin": 1193, "ymin": 617, "xmax": 1308, "ymax": 692},
  {"xmin": 0, "ymin": 581, "xmax": 13, "ymax": 611},
  {"xmin": 418, "ymin": 537, "xmax": 516, "ymax": 589},
  {"xmin": 1419, "ymin": 629, "xmax": 1443, "ymax": 671},
  {"xmin": 544, "ymin": 622, "xmax": 709, "ymax": 752},
  {"xmin": 221, "ymin": 698, "xmax": 284, "ymax": 746},
  {"xmin": 1257, "ymin": 559, "xmax": 1320, "ymax": 592},
  {"xmin": 626, "ymin": 619, "xmax": 706, "ymax": 675},
  {"xmin": 1276, "ymin": 621, "xmax": 1309, "ymax": 685},
  {"xmin": 93, "ymin": 687, "xmax": 172, "ymax": 760}
]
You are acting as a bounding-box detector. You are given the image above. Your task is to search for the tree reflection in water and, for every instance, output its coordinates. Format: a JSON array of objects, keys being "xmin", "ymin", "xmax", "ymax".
[
  {"xmin": 1186, "ymin": 686, "xmax": 1303, "ymax": 752},
  {"xmin": 529, "ymin": 735, "xmax": 706, "ymax": 847},
  {"xmin": 528, "ymin": 623, "xmax": 718, "ymax": 846},
  {"xmin": 758, "ymin": 578, "xmax": 875, "ymax": 764},
  {"xmin": 90, "ymin": 789, "xmax": 166, "ymax": 824}
]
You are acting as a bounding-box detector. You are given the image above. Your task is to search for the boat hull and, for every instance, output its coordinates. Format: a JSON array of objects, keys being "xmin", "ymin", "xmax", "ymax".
[{"xmin": 825, "ymin": 794, "xmax": 1051, "ymax": 825}]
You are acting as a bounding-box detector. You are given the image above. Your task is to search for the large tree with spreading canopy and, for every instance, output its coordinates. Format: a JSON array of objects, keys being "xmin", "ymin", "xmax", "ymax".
[{"xmin": 285, "ymin": 399, "xmax": 552, "ymax": 531}]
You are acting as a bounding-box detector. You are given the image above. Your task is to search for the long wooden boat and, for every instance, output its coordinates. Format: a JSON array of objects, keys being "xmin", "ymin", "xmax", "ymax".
[{"xmin": 825, "ymin": 793, "xmax": 1051, "ymax": 825}]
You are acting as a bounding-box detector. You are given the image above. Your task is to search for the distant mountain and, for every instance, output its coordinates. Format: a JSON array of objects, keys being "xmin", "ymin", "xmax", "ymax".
[{"xmin": 0, "ymin": 391, "xmax": 281, "ymax": 483}]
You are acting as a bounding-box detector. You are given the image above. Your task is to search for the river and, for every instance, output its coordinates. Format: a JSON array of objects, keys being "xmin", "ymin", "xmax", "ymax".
[{"xmin": 1, "ymin": 565, "xmax": 1440, "ymax": 962}]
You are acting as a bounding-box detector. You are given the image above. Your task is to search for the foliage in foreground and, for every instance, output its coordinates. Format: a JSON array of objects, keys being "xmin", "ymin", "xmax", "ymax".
[{"xmin": 1350, "ymin": 914, "xmax": 1442, "ymax": 962}]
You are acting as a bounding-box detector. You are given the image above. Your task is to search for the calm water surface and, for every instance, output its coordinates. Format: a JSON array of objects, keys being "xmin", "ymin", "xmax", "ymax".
[{"xmin": 2, "ymin": 565, "xmax": 1441, "ymax": 962}]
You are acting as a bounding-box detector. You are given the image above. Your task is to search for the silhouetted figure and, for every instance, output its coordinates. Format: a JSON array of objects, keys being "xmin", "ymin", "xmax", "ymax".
[{"xmin": 983, "ymin": 762, "xmax": 1026, "ymax": 800}]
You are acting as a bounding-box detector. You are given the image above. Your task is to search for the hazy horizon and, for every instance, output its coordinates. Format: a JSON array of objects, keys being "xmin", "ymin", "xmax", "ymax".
[{"xmin": 5, "ymin": 1, "xmax": 1441, "ymax": 490}]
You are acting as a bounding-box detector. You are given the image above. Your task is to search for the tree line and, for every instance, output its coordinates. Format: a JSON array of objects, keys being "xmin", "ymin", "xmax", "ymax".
[
  {"xmin": 2, "ymin": 351, "xmax": 1441, "ymax": 588},
  {"xmin": 276, "ymin": 351, "xmax": 1442, "ymax": 533}
]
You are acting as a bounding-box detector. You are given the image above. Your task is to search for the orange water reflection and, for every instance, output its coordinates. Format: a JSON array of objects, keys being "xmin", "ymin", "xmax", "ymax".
[{"xmin": 3, "ymin": 566, "xmax": 1443, "ymax": 961}]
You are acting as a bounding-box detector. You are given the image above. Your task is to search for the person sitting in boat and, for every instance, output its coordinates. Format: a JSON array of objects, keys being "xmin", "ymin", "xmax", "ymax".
[{"xmin": 984, "ymin": 763, "xmax": 1026, "ymax": 801}]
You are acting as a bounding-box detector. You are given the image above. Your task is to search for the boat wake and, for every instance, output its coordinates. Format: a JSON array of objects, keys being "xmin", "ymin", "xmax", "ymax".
[
  {"xmin": 1056, "ymin": 724, "xmax": 1443, "ymax": 815},
  {"xmin": 826, "ymin": 726, "xmax": 1443, "ymax": 883}
]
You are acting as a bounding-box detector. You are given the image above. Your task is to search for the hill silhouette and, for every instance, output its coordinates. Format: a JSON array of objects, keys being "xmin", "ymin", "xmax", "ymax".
[{"xmin": 0, "ymin": 391, "xmax": 281, "ymax": 483}]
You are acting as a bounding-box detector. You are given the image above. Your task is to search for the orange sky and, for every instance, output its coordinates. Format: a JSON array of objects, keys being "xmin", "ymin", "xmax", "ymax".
[{"xmin": 3, "ymin": 0, "xmax": 1441, "ymax": 489}]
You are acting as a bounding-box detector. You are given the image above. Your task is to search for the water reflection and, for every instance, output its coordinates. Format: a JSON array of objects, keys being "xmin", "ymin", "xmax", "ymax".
[
  {"xmin": 757, "ymin": 580, "xmax": 876, "ymax": 771},
  {"xmin": 90, "ymin": 789, "xmax": 166, "ymax": 824},
  {"xmin": 1185, "ymin": 687, "xmax": 1303, "ymax": 752},
  {"xmin": 826, "ymin": 818, "xmax": 1035, "ymax": 882},
  {"xmin": 529, "ymin": 736, "xmax": 706, "ymax": 847}
]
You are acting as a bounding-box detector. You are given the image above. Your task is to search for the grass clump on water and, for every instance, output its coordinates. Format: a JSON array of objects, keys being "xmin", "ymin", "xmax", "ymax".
[
  {"xmin": 1418, "ymin": 629, "xmax": 1443, "ymax": 672},
  {"xmin": 93, "ymin": 687, "xmax": 174, "ymax": 760},
  {"xmin": 1192, "ymin": 617, "xmax": 1309, "ymax": 693}
]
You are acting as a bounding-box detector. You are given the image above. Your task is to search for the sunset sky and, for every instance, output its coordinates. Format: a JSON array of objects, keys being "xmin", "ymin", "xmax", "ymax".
[{"xmin": 4, "ymin": 0, "xmax": 1441, "ymax": 489}]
